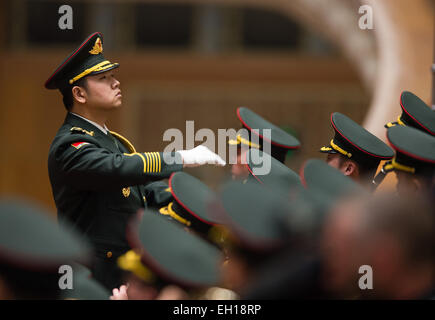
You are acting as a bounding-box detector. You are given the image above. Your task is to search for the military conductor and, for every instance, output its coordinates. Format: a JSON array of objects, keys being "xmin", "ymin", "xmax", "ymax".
[{"xmin": 45, "ymin": 32, "xmax": 225, "ymax": 290}]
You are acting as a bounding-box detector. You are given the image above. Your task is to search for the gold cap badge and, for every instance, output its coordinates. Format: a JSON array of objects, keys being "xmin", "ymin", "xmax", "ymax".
[
  {"xmin": 89, "ymin": 38, "xmax": 103, "ymax": 55},
  {"xmin": 122, "ymin": 187, "xmax": 131, "ymax": 198}
]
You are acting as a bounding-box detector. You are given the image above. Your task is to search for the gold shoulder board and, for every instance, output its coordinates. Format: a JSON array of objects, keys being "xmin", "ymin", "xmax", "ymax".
[{"xmin": 70, "ymin": 127, "xmax": 94, "ymax": 136}]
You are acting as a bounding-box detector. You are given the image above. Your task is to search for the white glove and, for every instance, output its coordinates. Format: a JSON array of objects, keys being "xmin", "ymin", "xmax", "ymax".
[{"xmin": 178, "ymin": 145, "xmax": 226, "ymax": 167}]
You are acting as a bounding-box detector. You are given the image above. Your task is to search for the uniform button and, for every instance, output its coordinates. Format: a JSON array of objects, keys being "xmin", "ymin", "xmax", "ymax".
[{"xmin": 106, "ymin": 251, "xmax": 113, "ymax": 258}]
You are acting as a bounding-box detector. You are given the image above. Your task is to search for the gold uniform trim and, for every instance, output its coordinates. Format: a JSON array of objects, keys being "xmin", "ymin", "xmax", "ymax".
[
  {"xmin": 147, "ymin": 153, "xmax": 152, "ymax": 172},
  {"xmin": 157, "ymin": 152, "xmax": 161, "ymax": 172},
  {"xmin": 228, "ymin": 135, "xmax": 261, "ymax": 149},
  {"xmin": 144, "ymin": 152, "xmax": 150, "ymax": 172},
  {"xmin": 70, "ymin": 126, "xmax": 94, "ymax": 136},
  {"xmin": 109, "ymin": 131, "xmax": 136, "ymax": 153},
  {"xmin": 124, "ymin": 153, "xmax": 147, "ymax": 173},
  {"xmin": 159, "ymin": 202, "xmax": 191, "ymax": 227},
  {"xmin": 69, "ymin": 60, "xmax": 119, "ymax": 84},
  {"xmin": 152, "ymin": 153, "xmax": 156, "ymax": 172},
  {"xmin": 396, "ymin": 115, "xmax": 406, "ymax": 126},
  {"xmin": 383, "ymin": 157, "xmax": 415, "ymax": 174},
  {"xmin": 386, "ymin": 115, "xmax": 406, "ymax": 128},
  {"xmin": 330, "ymin": 139, "xmax": 352, "ymax": 158},
  {"xmin": 144, "ymin": 152, "xmax": 161, "ymax": 173},
  {"xmin": 123, "ymin": 152, "xmax": 161, "ymax": 174}
]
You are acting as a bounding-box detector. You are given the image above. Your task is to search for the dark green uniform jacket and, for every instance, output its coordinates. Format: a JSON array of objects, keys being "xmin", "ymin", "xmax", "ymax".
[{"xmin": 48, "ymin": 113, "xmax": 182, "ymax": 289}]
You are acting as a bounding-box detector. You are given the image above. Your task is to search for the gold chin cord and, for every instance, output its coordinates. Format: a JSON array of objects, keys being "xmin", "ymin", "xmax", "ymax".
[{"xmin": 371, "ymin": 158, "xmax": 416, "ymax": 192}]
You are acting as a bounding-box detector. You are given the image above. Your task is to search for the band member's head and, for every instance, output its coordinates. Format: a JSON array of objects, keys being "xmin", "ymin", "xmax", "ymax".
[
  {"xmin": 385, "ymin": 91, "xmax": 435, "ymax": 136},
  {"xmin": 320, "ymin": 112, "xmax": 394, "ymax": 184},
  {"xmin": 122, "ymin": 210, "xmax": 223, "ymax": 298},
  {"xmin": 45, "ymin": 32, "xmax": 121, "ymax": 112},
  {"xmin": 0, "ymin": 199, "xmax": 91, "ymax": 300},
  {"xmin": 384, "ymin": 125, "xmax": 435, "ymax": 196},
  {"xmin": 245, "ymin": 149, "xmax": 302, "ymax": 194},
  {"xmin": 228, "ymin": 107, "xmax": 300, "ymax": 167},
  {"xmin": 157, "ymin": 172, "xmax": 228, "ymax": 249}
]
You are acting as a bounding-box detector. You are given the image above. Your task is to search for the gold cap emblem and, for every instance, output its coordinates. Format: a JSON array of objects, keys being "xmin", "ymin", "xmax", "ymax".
[
  {"xmin": 122, "ymin": 187, "xmax": 131, "ymax": 198},
  {"xmin": 89, "ymin": 38, "xmax": 103, "ymax": 55}
]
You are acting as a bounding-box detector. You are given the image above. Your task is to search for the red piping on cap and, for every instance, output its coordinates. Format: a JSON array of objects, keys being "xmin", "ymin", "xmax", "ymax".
[
  {"xmin": 125, "ymin": 215, "xmax": 215, "ymax": 289},
  {"xmin": 400, "ymin": 91, "xmax": 434, "ymax": 136},
  {"xmin": 330, "ymin": 113, "xmax": 392, "ymax": 159},
  {"xmin": 298, "ymin": 160, "xmax": 309, "ymax": 189},
  {"xmin": 168, "ymin": 173, "xmax": 215, "ymax": 226},
  {"xmin": 44, "ymin": 32, "xmax": 102, "ymax": 88},
  {"xmin": 236, "ymin": 107, "xmax": 300, "ymax": 150},
  {"xmin": 386, "ymin": 133, "xmax": 435, "ymax": 164}
]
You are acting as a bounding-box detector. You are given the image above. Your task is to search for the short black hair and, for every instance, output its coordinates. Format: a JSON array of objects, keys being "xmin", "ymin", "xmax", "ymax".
[
  {"xmin": 336, "ymin": 153, "xmax": 378, "ymax": 180},
  {"xmin": 60, "ymin": 78, "xmax": 88, "ymax": 111}
]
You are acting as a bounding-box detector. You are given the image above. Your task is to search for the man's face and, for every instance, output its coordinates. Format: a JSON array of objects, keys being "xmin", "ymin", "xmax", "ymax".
[{"xmin": 84, "ymin": 70, "xmax": 122, "ymax": 110}]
